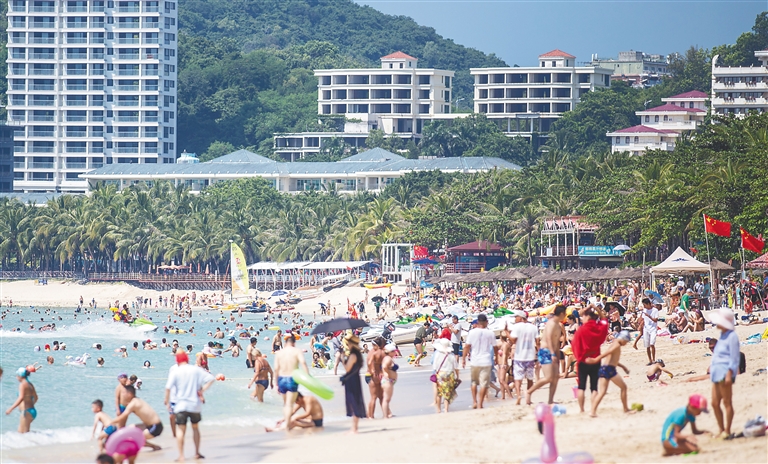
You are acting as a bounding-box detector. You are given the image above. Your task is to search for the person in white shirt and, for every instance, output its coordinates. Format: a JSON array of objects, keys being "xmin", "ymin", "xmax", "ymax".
[
  {"xmin": 462, "ymin": 314, "xmax": 497, "ymax": 409},
  {"xmin": 509, "ymin": 310, "xmax": 540, "ymax": 405},
  {"xmin": 164, "ymin": 351, "xmax": 215, "ymax": 462},
  {"xmin": 638, "ymin": 298, "xmax": 659, "ymax": 364}
]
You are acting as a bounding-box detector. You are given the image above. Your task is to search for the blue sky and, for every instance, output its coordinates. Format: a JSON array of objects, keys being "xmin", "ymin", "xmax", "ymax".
[{"xmin": 355, "ymin": 0, "xmax": 766, "ymax": 66}]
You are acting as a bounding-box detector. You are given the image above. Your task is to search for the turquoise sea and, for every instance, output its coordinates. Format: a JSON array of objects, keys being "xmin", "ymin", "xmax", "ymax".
[{"xmin": 0, "ymin": 307, "xmax": 312, "ymax": 450}]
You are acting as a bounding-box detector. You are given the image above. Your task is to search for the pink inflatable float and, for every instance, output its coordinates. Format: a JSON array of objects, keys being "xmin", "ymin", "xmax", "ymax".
[
  {"xmin": 524, "ymin": 403, "xmax": 594, "ymax": 464},
  {"xmin": 105, "ymin": 425, "xmax": 146, "ymax": 458}
]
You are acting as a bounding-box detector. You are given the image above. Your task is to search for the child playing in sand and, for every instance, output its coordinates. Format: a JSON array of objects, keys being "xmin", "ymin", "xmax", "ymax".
[
  {"xmin": 647, "ymin": 360, "xmax": 674, "ymax": 385},
  {"xmin": 91, "ymin": 399, "xmax": 116, "ymax": 451},
  {"xmin": 584, "ymin": 330, "xmax": 632, "ymax": 417},
  {"xmin": 661, "ymin": 394, "xmax": 708, "ymax": 456}
]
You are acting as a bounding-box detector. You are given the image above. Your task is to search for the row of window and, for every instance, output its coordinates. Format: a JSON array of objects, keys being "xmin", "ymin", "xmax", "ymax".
[
  {"xmin": 9, "ymin": 63, "xmax": 176, "ymax": 76},
  {"xmin": 318, "ymin": 75, "xmax": 449, "ymax": 86},
  {"xmin": 476, "ymin": 102, "xmax": 571, "ymax": 113},
  {"xmin": 14, "ymin": 141, "xmax": 161, "ymax": 154},
  {"xmin": 614, "ymin": 136, "xmax": 670, "ymax": 144},
  {"xmin": 8, "ymin": 109, "xmax": 173, "ymax": 123},
  {"xmin": 11, "ymin": 94, "xmax": 173, "ymax": 106},
  {"xmin": 9, "ymin": 31, "xmax": 162, "ymax": 44},
  {"xmin": 8, "ymin": 78, "xmax": 164, "ymax": 91},
  {"xmin": 319, "ymin": 89, "xmax": 449, "ymax": 101},
  {"xmin": 477, "ymin": 88, "xmax": 572, "ymax": 99},
  {"xmin": 10, "ymin": 16, "xmax": 168, "ymax": 29},
  {"xmin": 715, "ymin": 76, "xmax": 767, "ymax": 85},
  {"xmin": 21, "ymin": 126, "xmax": 164, "ymax": 137},
  {"xmin": 9, "ymin": 47, "xmax": 172, "ymax": 60},
  {"xmin": 715, "ymin": 92, "xmax": 766, "ymax": 101},
  {"xmin": 476, "ymin": 73, "xmax": 591, "ymax": 85},
  {"xmin": 9, "ymin": 0, "xmax": 170, "ymax": 14},
  {"xmin": 715, "ymin": 107, "xmax": 767, "ymax": 115}
]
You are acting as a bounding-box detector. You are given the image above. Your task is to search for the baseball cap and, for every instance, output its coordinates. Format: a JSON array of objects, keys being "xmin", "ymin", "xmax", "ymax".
[
  {"xmin": 689, "ymin": 394, "xmax": 709, "ymax": 413},
  {"xmin": 117, "ymin": 373, "xmax": 128, "ymax": 379},
  {"xmin": 175, "ymin": 351, "xmax": 189, "ymax": 364}
]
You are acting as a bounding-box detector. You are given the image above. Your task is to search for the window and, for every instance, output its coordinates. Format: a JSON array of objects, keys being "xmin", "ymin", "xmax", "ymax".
[
  {"xmin": 418, "ymin": 75, "xmax": 430, "ymax": 85},
  {"xmin": 689, "ymin": 102, "xmax": 694, "ymax": 108},
  {"xmin": 625, "ymin": 137, "xmax": 630, "ymax": 144},
  {"xmin": 633, "ymin": 136, "xmax": 639, "ymax": 143},
  {"xmin": 654, "ymin": 115, "xmax": 659, "ymax": 122},
  {"xmin": 645, "ymin": 115, "xmax": 649, "ymax": 122},
  {"xmin": 663, "ymin": 115, "xmax": 668, "ymax": 121}
]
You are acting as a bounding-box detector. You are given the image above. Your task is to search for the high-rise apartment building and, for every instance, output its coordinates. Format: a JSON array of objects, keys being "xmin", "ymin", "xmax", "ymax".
[
  {"xmin": 6, "ymin": 0, "xmax": 178, "ymax": 193},
  {"xmin": 711, "ymin": 50, "xmax": 768, "ymax": 117},
  {"xmin": 0, "ymin": 124, "xmax": 18, "ymax": 192}
]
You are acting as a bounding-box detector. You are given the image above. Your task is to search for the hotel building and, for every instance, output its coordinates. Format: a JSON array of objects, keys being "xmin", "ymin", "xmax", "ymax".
[
  {"xmin": 711, "ymin": 50, "xmax": 768, "ymax": 117},
  {"xmin": 6, "ymin": 0, "xmax": 178, "ymax": 193}
]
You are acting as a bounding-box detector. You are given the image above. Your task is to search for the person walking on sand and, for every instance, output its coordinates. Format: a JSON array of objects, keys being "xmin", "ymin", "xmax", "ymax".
[
  {"xmin": 510, "ymin": 310, "xmax": 539, "ymax": 405},
  {"xmin": 273, "ymin": 334, "xmax": 309, "ymax": 431},
  {"xmin": 340, "ymin": 332, "xmax": 367, "ymax": 433},
  {"xmin": 708, "ymin": 307, "xmax": 740, "ymax": 439},
  {"xmin": 584, "ymin": 330, "xmax": 632, "ymax": 417},
  {"xmin": 381, "ymin": 343, "xmax": 398, "ymax": 418},
  {"xmin": 527, "ymin": 305, "xmax": 567, "ymax": 405},
  {"xmin": 433, "ymin": 338, "xmax": 460, "ymax": 413},
  {"xmin": 366, "ymin": 337, "xmax": 385, "ymax": 418},
  {"xmin": 5, "ymin": 367, "xmax": 38, "ymax": 433},
  {"xmin": 463, "ymin": 313, "xmax": 497, "ymax": 409},
  {"xmin": 635, "ymin": 298, "xmax": 659, "ymax": 364},
  {"xmin": 572, "ymin": 306, "xmax": 608, "ymax": 414},
  {"xmin": 413, "ymin": 322, "xmax": 429, "ymax": 366},
  {"xmin": 164, "ymin": 351, "xmax": 215, "ymax": 462}
]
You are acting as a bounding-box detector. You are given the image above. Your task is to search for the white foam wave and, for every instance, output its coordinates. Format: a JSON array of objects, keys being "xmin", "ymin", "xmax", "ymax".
[
  {"xmin": 0, "ymin": 320, "xmax": 147, "ymax": 340},
  {"xmin": 0, "ymin": 426, "xmax": 91, "ymax": 450}
]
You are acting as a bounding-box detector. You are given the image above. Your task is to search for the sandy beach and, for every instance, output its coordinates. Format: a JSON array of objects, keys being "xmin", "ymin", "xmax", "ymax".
[{"xmin": 2, "ymin": 319, "xmax": 766, "ymax": 463}]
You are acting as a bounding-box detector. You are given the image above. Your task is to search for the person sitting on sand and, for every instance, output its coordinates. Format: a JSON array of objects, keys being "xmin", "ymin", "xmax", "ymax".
[
  {"xmin": 265, "ymin": 392, "xmax": 324, "ymax": 431},
  {"xmin": 661, "ymin": 394, "xmax": 708, "ymax": 456},
  {"xmin": 110, "ymin": 385, "xmax": 163, "ymax": 451},
  {"xmin": 584, "ymin": 330, "xmax": 632, "ymax": 417},
  {"xmin": 647, "ymin": 360, "xmax": 674, "ymax": 385}
]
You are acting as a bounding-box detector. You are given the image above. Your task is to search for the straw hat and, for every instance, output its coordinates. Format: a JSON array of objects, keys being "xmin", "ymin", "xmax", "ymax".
[
  {"xmin": 709, "ymin": 307, "xmax": 735, "ymax": 331},
  {"xmin": 432, "ymin": 338, "xmax": 452, "ymax": 353}
]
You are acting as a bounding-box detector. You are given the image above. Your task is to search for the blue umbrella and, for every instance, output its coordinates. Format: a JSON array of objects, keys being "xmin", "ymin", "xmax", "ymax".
[
  {"xmin": 271, "ymin": 290, "xmax": 288, "ymax": 297},
  {"xmin": 644, "ymin": 290, "xmax": 664, "ymax": 304},
  {"xmin": 412, "ymin": 258, "xmax": 439, "ymax": 265}
]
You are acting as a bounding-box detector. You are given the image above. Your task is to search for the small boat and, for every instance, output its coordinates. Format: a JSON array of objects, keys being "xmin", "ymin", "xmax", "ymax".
[
  {"xmin": 363, "ymin": 282, "xmax": 392, "ymax": 289},
  {"xmin": 130, "ymin": 318, "xmax": 158, "ymax": 333}
]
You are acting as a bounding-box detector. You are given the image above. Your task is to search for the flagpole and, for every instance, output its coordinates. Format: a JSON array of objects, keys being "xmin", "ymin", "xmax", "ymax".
[{"xmin": 703, "ymin": 214, "xmax": 715, "ymax": 291}]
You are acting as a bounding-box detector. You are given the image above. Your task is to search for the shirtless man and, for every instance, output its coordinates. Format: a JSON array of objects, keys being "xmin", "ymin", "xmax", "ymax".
[
  {"xmin": 584, "ymin": 330, "xmax": 632, "ymax": 417},
  {"xmin": 366, "ymin": 338, "xmax": 385, "ymax": 418},
  {"xmin": 497, "ymin": 329, "xmax": 513, "ymax": 400},
  {"xmin": 5, "ymin": 367, "xmax": 38, "ymax": 433},
  {"xmin": 223, "ymin": 337, "xmax": 242, "ymax": 357},
  {"xmin": 245, "ymin": 337, "xmax": 259, "ymax": 369},
  {"xmin": 273, "ymin": 335, "xmax": 309, "ymax": 431},
  {"xmin": 247, "ymin": 349, "xmax": 274, "ymax": 402},
  {"xmin": 272, "ymin": 330, "xmax": 283, "ymax": 353},
  {"xmin": 111, "ymin": 385, "xmax": 163, "ymax": 451},
  {"xmin": 265, "ymin": 392, "xmax": 324, "ymax": 431},
  {"xmin": 114, "ymin": 373, "xmax": 131, "ymax": 426},
  {"xmin": 527, "ymin": 304, "xmax": 567, "ymax": 404}
]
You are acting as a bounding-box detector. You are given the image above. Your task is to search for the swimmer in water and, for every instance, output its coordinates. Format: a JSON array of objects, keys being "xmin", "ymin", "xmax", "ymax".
[
  {"xmin": 143, "ymin": 360, "xmax": 153, "ymax": 369},
  {"xmin": 5, "ymin": 367, "xmax": 38, "ymax": 433}
]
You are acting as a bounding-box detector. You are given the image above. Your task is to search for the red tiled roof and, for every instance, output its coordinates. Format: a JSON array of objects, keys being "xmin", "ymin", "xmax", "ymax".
[
  {"xmin": 609, "ymin": 125, "xmax": 678, "ymax": 135},
  {"xmin": 668, "ymin": 90, "xmax": 708, "ymax": 99},
  {"xmin": 539, "ymin": 49, "xmax": 576, "ymax": 59},
  {"xmin": 381, "ymin": 51, "xmax": 417, "ymax": 60},
  {"xmin": 640, "ymin": 103, "xmax": 705, "ymax": 113}
]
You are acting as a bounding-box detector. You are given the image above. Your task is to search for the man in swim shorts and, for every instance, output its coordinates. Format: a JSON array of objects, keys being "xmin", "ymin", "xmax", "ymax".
[
  {"xmin": 661, "ymin": 394, "xmax": 707, "ymax": 456},
  {"xmin": 584, "ymin": 330, "xmax": 632, "ymax": 417},
  {"xmin": 265, "ymin": 392, "xmax": 324, "ymax": 431},
  {"xmin": 91, "ymin": 399, "xmax": 115, "ymax": 451},
  {"xmin": 273, "ymin": 335, "xmax": 309, "ymax": 431},
  {"xmin": 527, "ymin": 305, "xmax": 567, "ymax": 405},
  {"xmin": 111, "ymin": 385, "xmax": 163, "ymax": 451},
  {"xmin": 246, "ymin": 337, "xmax": 259, "ymax": 369},
  {"xmin": 5, "ymin": 367, "xmax": 38, "ymax": 433},
  {"xmin": 114, "ymin": 373, "xmax": 131, "ymax": 426}
]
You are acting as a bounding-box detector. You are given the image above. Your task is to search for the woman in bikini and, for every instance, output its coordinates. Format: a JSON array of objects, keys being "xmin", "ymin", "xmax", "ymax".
[
  {"xmin": 6, "ymin": 367, "xmax": 38, "ymax": 433},
  {"xmin": 247, "ymin": 350, "xmax": 273, "ymax": 402},
  {"xmin": 381, "ymin": 344, "xmax": 399, "ymax": 418}
]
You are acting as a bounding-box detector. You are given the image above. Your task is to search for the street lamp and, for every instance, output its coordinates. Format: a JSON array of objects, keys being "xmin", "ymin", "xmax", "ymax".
[{"xmin": 453, "ymin": 97, "xmax": 466, "ymax": 112}]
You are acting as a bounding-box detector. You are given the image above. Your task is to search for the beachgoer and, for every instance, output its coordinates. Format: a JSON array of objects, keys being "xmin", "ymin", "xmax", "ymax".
[
  {"xmin": 647, "ymin": 359, "xmax": 674, "ymax": 385},
  {"xmin": 273, "ymin": 334, "xmax": 309, "ymax": 431},
  {"xmin": 636, "ymin": 298, "xmax": 659, "ymax": 364},
  {"xmin": 449, "ymin": 315, "xmax": 462, "ymax": 362},
  {"xmin": 114, "ymin": 373, "xmax": 131, "ymax": 426},
  {"xmin": 110, "ymin": 385, "xmax": 163, "ymax": 451},
  {"xmin": 265, "ymin": 392, "xmax": 324, "ymax": 431},
  {"xmin": 245, "ymin": 337, "xmax": 259, "ymax": 369},
  {"xmin": 223, "ymin": 337, "xmax": 241, "ymax": 357},
  {"xmin": 463, "ymin": 313, "xmax": 497, "ymax": 409},
  {"xmin": 572, "ymin": 307, "xmax": 609, "ymax": 413},
  {"xmin": 92, "ymin": 400, "xmax": 115, "ymax": 451},
  {"xmin": 509, "ymin": 310, "xmax": 539, "ymax": 405},
  {"xmin": 213, "ymin": 328, "xmax": 224, "ymax": 339},
  {"xmin": 381, "ymin": 343, "xmax": 398, "ymax": 418},
  {"xmin": 432, "ymin": 338, "xmax": 460, "ymax": 413},
  {"xmin": 272, "ymin": 330, "xmax": 283, "ymax": 353},
  {"xmin": 661, "ymin": 394, "xmax": 708, "ymax": 456},
  {"xmin": 247, "ymin": 349, "xmax": 273, "ymax": 402},
  {"xmin": 5, "ymin": 367, "xmax": 38, "ymax": 433},
  {"xmin": 366, "ymin": 337, "xmax": 385, "ymax": 418},
  {"xmin": 164, "ymin": 351, "xmax": 215, "ymax": 461},
  {"xmin": 413, "ymin": 322, "xmax": 429, "ymax": 366},
  {"xmin": 584, "ymin": 330, "xmax": 632, "ymax": 417},
  {"xmin": 332, "ymin": 333, "xmax": 344, "ymax": 376},
  {"xmin": 708, "ymin": 307, "xmax": 740, "ymax": 439},
  {"xmin": 340, "ymin": 332, "xmax": 366, "ymax": 433},
  {"xmin": 527, "ymin": 305, "xmax": 567, "ymax": 405},
  {"xmin": 497, "ymin": 329, "xmax": 513, "ymax": 400}
]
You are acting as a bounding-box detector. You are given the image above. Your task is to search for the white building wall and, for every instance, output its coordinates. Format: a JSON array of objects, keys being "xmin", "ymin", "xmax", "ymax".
[
  {"xmin": 711, "ymin": 52, "xmax": 768, "ymax": 118},
  {"xmin": 6, "ymin": 0, "xmax": 177, "ymax": 192}
]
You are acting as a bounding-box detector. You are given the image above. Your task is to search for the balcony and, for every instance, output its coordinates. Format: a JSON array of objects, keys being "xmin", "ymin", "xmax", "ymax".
[
  {"xmin": 117, "ymin": 85, "xmax": 139, "ymax": 91},
  {"xmin": 91, "ymin": 147, "xmax": 104, "ymax": 154},
  {"xmin": 30, "ymin": 23, "xmax": 56, "ymax": 29},
  {"xmin": 14, "ymin": 162, "xmax": 25, "ymax": 168},
  {"xmin": 117, "ymin": 22, "xmax": 140, "ymax": 29},
  {"xmin": 91, "ymin": 160, "xmax": 104, "ymax": 167},
  {"xmin": 67, "ymin": 53, "xmax": 88, "ymax": 59},
  {"xmin": 92, "ymin": 5, "xmax": 105, "ymax": 12},
  {"xmin": 67, "ymin": 6, "xmax": 87, "ymax": 12},
  {"xmin": 145, "ymin": 69, "xmax": 159, "ymax": 76},
  {"xmin": 30, "ymin": 6, "xmax": 56, "ymax": 12},
  {"xmin": 31, "ymin": 84, "xmax": 55, "ymax": 91},
  {"xmin": 144, "ymin": 37, "xmax": 159, "ymax": 44},
  {"xmin": 65, "ymin": 70, "xmax": 88, "ymax": 76},
  {"xmin": 31, "ymin": 69, "xmax": 55, "ymax": 76},
  {"xmin": 145, "ymin": 6, "xmax": 159, "ymax": 12},
  {"xmin": 30, "ymin": 115, "xmax": 55, "ymax": 122},
  {"xmin": 118, "ymin": 53, "xmax": 140, "ymax": 60},
  {"xmin": 116, "ymin": 132, "xmax": 139, "ymax": 138},
  {"xmin": 118, "ymin": 69, "xmax": 140, "ymax": 76},
  {"xmin": 118, "ymin": 38, "xmax": 140, "ymax": 44},
  {"xmin": 90, "ymin": 21, "xmax": 105, "ymax": 28},
  {"xmin": 31, "ymin": 37, "xmax": 56, "ymax": 44},
  {"xmin": 91, "ymin": 84, "xmax": 105, "ymax": 91},
  {"xmin": 66, "ymin": 131, "xmax": 87, "ymax": 137},
  {"xmin": 118, "ymin": 6, "xmax": 140, "ymax": 12},
  {"xmin": 30, "ymin": 131, "xmax": 55, "ymax": 137},
  {"xmin": 144, "ymin": 132, "xmax": 158, "ymax": 138},
  {"xmin": 10, "ymin": 83, "xmax": 25, "ymax": 91},
  {"xmin": 144, "ymin": 53, "xmax": 157, "ymax": 60},
  {"xmin": 91, "ymin": 52, "xmax": 105, "ymax": 59},
  {"xmin": 143, "ymin": 84, "xmax": 159, "ymax": 91},
  {"xmin": 90, "ymin": 115, "xmax": 104, "ymax": 122},
  {"xmin": 115, "ymin": 147, "xmax": 139, "ymax": 153},
  {"xmin": 67, "ymin": 84, "xmax": 87, "ymax": 91},
  {"xmin": 31, "ymin": 100, "xmax": 55, "ymax": 106},
  {"xmin": 31, "ymin": 161, "xmax": 55, "ymax": 166},
  {"xmin": 66, "ymin": 100, "xmax": 88, "ymax": 106},
  {"xmin": 116, "ymin": 116, "xmax": 139, "ymax": 122},
  {"xmin": 90, "ymin": 131, "xmax": 104, "ymax": 137},
  {"xmin": 65, "ymin": 147, "xmax": 87, "ymax": 153},
  {"xmin": 65, "ymin": 22, "xmax": 89, "ymax": 29},
  {"xmin": 117, "ymin": 100, "xmax": 139, "ymax": 107},
  {"xmin": 539, "ymin": 246, "xmax": 579, "ymax": 258},
  {"xmin": 66, "ymin": 116, "xmax": 87, "ymax": 122},
  {"xmin": 31, "ymin": 53, "xmax": 55, "ymax": 59},
  {"xmin": 91, "ymin": 37, "xmax": 105, "ymax": 44},
  {"xmin": 143, "ymin": 116, "xmax": 158, "ymax": 122},
  {"xmin": 66, "ymin": 162, "xmax": 87, "ymax": 169}
]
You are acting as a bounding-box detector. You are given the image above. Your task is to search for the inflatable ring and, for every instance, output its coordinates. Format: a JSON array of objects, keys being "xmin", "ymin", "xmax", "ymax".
[
  {"xmin": 292, "ymin": 369, "xmax": 334, "ymax": 400},
  {"xmin": 268, "ymin": 326, "xmax": 280, "ymax": 331},
  {"xmin": 105, "ymin": 425, "xmax": 145, "ymax": 457}
]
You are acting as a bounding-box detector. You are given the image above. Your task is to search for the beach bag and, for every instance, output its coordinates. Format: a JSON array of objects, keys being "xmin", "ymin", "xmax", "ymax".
[
  {"xmin": 430, "ymin": 354, "xmax": 448, "ymax": 383},
  {"xmin": 668, "ymin": 323, "xmax": 680, "ymax": 335},
  {"xmin": 743, "ymin": 416, "xmax": 766, "ymax": 438}
]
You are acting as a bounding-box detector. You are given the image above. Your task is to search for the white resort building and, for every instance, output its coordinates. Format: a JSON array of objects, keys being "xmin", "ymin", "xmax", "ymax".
[
  {"xmin": 5, "ymin": 0, "xmax": 178, "ymax": 193},
  {"xmin": 711, "ymin": 50, "xmax": 768, "ymax": 117},
  {"xmin": 607, "ymin": 90, "xmax": 708, "ymax": 155},
  {"xmin": 470, "ymin": 50, "xmax": 612, "ymax": 143},
  {"xmin": 80, "ymin": 147, "xmax": 520, "ymax": 193},
  {"xmin": 273, "ymin": 52, "xmax": 456, "ymax": 161}
]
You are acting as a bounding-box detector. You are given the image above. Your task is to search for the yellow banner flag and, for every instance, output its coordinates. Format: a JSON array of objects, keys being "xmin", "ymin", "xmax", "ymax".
[{"xmin": 230, "ymin": 243, "xmax": 249, "ymax": 296}]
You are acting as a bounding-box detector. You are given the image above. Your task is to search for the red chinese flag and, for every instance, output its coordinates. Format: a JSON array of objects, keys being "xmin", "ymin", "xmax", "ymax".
[
  {"xmin": 740, "ymin": 227, "xmax": 765, "ymax": 254},
  {"xmin": 704, "ymin": 215, "xmax": 731, "ymax": 237}
]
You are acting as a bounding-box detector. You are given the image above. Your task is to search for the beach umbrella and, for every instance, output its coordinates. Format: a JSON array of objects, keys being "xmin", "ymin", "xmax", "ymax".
[
  {"xmin": 613, "ymin": 245, "xmax": 631, "ymax": 252},
  {"xmin": 604, "ymin": 301, "xmax": 626, "ymax": 316},
  {"xmin": 644, "ymin": 290, "xmax": 664, "ymax": 304},
  {"xmin": 412, "ymin": 258, "xmax": 439, "ymax": 265},
  {"xmin": 310, "ymin": 317, "xmax": 369, "ymax": 335},
  {"xmin": 271, "ymin": 290, "xmax": 288, "ymax": 297},
  {"xmin": 371, "ymin": 296, "xmax": 385, "ymax": 302}
]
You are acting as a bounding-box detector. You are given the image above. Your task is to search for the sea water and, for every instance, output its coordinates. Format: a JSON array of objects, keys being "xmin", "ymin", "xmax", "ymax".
[{"xmin": 0, "ymin": 307, "xmax": 309, "ymax": 450}]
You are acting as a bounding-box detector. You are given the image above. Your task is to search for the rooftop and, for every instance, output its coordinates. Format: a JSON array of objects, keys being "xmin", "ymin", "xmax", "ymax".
[
  {"xmin": 381, "ymin": 51, "xmax": 417, "ymax": 61},
  {"xmin": 667, "ymin": 90, "xmax": 708, "ymax": 99},
  {"xmin": 639, "ymin": 103, "xmax": 705, "ymax": 113},
  {"xmin": 608, "ymin": 125, "xmax": 678, "ymax": 135},
  {"xmin": 539, "ymin": 49, "xmax": 576, "ymax": 59}
]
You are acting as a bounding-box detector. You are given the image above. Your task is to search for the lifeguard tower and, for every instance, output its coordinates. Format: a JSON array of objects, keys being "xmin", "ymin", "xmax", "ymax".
[{"xmin": 381, "ymin": 243, "xmax": 413, "ymax": 284}]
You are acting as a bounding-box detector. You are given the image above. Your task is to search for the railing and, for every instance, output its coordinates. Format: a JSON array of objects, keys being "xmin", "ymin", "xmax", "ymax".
[
  {"xmin": 67, "ymin": 162, "xmax": 87, "ymax": 169},
  {"xmin": 539, "ymin": 246, "xmax": 579, "ymax": 257},
  {"xmin": 116, "ymin": 132, "xmax": 139, "ymax": 137},
  {"xmin": 30, "ymin": 131, "xmax": 55, "ymax": 137},
  {"xmin": 67, "ymin": 6, "xmax": 88, "ymax": 12},
  {"xmin": 32, "ymin": 38, "xmax": 56, "ymax": 44},
  {"xmin": 145, "ymin": 38, "xmax": 159, "ymax": 44},
  {"xmin": 30, "ymin": 7, "xmax": 56, "ymax": 12},
  {"xmin": 14, "ymin": 162, "xmax": 25, "ymax": 168},
  {"xmin": 31, "ymin": 69, "xmax": 55, "ymax": 76},
  {"xmin": 31, "ymin": 100, "xmax": 55, "ymax": 106},
  {"xmin": 118, "ymin": 7, "xmax": 140, "ymax": 12},
  {"xmin": 118, "ymin": 70, "xmax": 140, "ymax": 76},
  {"xmin": 31, "ymin": 85, "xmax": 55, "ymax": 91},
  {"xmin": 115, "ymin": 147, "xmax": 139, "ymax": 153},
  {"xmin": 67, "ymin": 53, "xmax": 88, "ymax": 59},
  {"xmin": 31, "ymin": 161, "xmax": 55, "ymax": 167},
  {"xmin": 66, "ymin": 38, "xmax": 87, "ymax": 44},
  {"xmin": 66, "ymin": 116, "xmax": 88, "ymax": 122},
  {"xmin": 118, "ymin": 85, "xmax": 139, "ymax": 91},
  {"xmin": 31, "ymin": 115, "xmax": 55, "ymax": 122},
  {"xmin": 0, "ymin": 271, "xmax": 80, "ymax": 280},
  {"xmin": 443, "ymin": 262, "xmax": 488, "ymax": 274},
  {"xmin": 117, "ymin": 22, "xmax": 141, "ymax": 29},
  {"xmin": 118, "ymin": 54, "xmax": 140, "ymax": 60},
  {"xmin": 66, "ymin": 131, "xmax": 87, "ymax": 137},
  {"xmin": 118, "ymin": 38, "xmax": 140, "ymax": 44},
  {"xmin": 117, "ymin": 116, "xmax": 139, "ymax": 122},
  {"xmin": 65, "ymin": 147, "xmax": 87, "ymax": 153},
  {"xmin": 144, "ymin": 85, "xmax": 159, "ymax": 91},
  {"xmin": 67, "ymin": 85, "xmax": 88, "ymax": 91}
]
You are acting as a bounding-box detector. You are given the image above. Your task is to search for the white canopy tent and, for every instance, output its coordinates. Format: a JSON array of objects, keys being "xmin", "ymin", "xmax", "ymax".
[{"xmin": 651, "ymin": 247, "xmax": 711, "ymax": 273}]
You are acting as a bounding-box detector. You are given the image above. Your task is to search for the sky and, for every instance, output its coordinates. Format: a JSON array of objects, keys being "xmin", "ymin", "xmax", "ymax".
[{"xmin": 354, "ymin": 0, "xmax": 766, "ymax": 66}]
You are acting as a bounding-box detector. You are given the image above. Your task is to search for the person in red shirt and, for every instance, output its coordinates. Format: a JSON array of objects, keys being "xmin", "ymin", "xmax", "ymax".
[{"xmin": 571, "ymin": 306, "xmax": 609, "ymax": 413}]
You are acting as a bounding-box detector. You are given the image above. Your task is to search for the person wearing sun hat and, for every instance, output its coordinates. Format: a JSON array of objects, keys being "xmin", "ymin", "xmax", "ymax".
[
  {"xmin": 340, "ymin": 330, "xmax": 366, "ymax": 433},
  {"xmin": 708, "ymin": 306, "xmax": 740, "ymax": 440},
  {"xmin": 432, "ymin": 338, "xmax": 460, "ymax": 413},
  {"xmin": 661, "ymin": 394, "xmax": 708, "ymax": 456}
]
